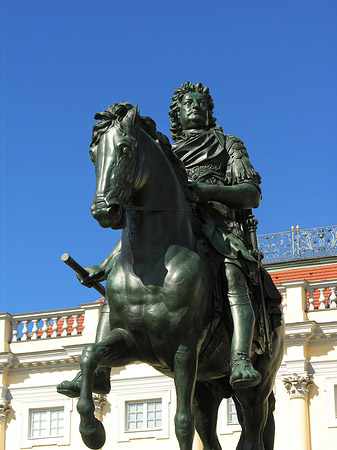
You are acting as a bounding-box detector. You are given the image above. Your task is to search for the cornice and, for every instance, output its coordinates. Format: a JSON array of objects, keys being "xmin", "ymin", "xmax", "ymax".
[
  {"xmin": 0, "ymin": 352, "xmax": 14, "ymax": 372},
  {"xmin": 0, "ymin": 343, "xmax": 85, "ymax": 372},
  {"xmin": 285, "ymin": 321, "xmax": 337, "ymax": 346},
  {"xmin": 280, "ymin": 279, "xmax": 309, "ymax": 289},
  {"xmin": 263, "ymin": 255, "xmax": 337, "ymax": 272}
]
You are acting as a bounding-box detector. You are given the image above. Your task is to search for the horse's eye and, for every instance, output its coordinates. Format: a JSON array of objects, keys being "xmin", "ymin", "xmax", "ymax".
[
  {"xmin": 89, "ymin": 149, "xmax": 95, "ymax": 162},
  {"xmin": 122, "ymin": 146, "xmax": 132, "ymax": 157}
]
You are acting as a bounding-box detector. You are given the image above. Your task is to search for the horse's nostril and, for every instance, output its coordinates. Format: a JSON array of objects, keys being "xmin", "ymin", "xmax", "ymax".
[{"xmin": 109, "ymin": 204, "xmax": 120, "ymax": 216}]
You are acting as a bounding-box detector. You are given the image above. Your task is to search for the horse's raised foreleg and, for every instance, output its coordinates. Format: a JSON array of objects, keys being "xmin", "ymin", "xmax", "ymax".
[
  {"xmin": 77, "ymin": 329, "xmax": 135, "ymax": 449},
  {"xmin": 174, "ymin": 343, "xmax": 198, "ymax": 450},
  {"xmin": 77, "ymin": 342, "xmax": 105, "ymax": 449}
]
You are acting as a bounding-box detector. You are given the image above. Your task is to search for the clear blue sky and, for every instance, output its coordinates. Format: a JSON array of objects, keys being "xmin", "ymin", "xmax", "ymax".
[{"xmin": 1, "ymin": 0, "xmax": 336, "ymax": 314}]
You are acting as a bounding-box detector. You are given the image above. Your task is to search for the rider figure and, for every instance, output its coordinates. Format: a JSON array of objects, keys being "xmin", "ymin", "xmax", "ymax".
[
  {"xmin": 170, "ymin": 82, "xmax": 262, "ymax": 389},
  {"xmin": 57, "ymin": 83, "xmax": 263, "ymax": 397}
]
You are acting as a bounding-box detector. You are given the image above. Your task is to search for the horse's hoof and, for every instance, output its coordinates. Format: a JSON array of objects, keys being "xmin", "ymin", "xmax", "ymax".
[
  {"xmin": 57, "ymin": 380, "xmax": 81, "ymax": 398},
  {"xmin": 80, "ymin": 417, "xmax": 106, "ymax": 449}
]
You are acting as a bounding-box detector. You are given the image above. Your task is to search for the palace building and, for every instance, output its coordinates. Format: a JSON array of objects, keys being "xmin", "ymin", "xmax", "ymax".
[{"xmin": 1, "ymin": 225, "xmax": 337, "ymax": 450}]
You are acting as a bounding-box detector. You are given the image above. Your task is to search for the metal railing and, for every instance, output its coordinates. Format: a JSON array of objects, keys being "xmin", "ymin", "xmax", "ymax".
[{"xmin": 258, "ymin": 225, "xmax": 337, "ymax": 264}]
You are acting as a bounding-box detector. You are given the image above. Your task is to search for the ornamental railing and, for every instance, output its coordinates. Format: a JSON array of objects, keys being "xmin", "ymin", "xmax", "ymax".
[{"xmin": 258, "ymin": 225, "xmax": 337, "ymax": 264}]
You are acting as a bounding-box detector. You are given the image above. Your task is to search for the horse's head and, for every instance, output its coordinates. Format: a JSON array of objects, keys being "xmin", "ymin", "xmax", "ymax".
[{"xmin": 89, "ymin": 105, "xmax": 140, "ymax": 229}]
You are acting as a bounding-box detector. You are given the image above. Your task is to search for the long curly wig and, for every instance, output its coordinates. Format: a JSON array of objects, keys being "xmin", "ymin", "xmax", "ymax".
[{"xmin": 169, "ymin": 82, "xmax": 217, "ymax": 141}]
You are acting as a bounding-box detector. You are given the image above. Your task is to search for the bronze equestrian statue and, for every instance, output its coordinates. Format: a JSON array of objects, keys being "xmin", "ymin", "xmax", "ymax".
[{"xmin": 58, "ymin": 83, "xmax": 284, "ymax": 450}]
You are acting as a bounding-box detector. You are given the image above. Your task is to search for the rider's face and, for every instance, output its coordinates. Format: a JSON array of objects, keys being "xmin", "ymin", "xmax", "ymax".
[{"xmin": 178, "ymin": 93, "xmax": 209, "ymax": 131}]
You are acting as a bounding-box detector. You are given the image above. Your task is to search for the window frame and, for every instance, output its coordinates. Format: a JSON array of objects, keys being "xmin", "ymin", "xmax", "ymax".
[
  {"xmin": 217, "ymin": 398, "xmax": 241, "ymax": 435},
  {"xmin": 21, "ymin": 398, "xmax": 72, "ymax": 448},
  {"xmin": 117, "ymin": 389, "xmax": 170, "ymax": 442},
  {"xmin": 29, "ymin": 407, "xmax": 65, "ymax": 439},
  {"xmin": 227, "ymin": 397, "xmax": 239, "ymax": 425},
  {"xmin": 326, "ymin": 377, "xmax": 337, "ymax": 427},
  {"xmin": 125, "ymin": 399, "xmax": 163, "ymax": 432}
]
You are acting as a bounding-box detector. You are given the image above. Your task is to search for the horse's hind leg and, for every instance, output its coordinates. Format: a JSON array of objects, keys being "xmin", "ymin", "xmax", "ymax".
[
  {"xmin": 77, "ymin": 328, "xmax": 135, "ymax": 449},
  {"xmin": 193, "ymin": 381, "xmax": 223, "ymax": 450},
  {"xmin": 234, "ymin": 388, "xmax": 269, "ymax": 450},
  {"xmin": 235, "ymin": 393, "xmax": 274, "ymax": 450},
  {"xmin": 262, "ymin": 393, "xmax": 275, "ymax": 450}
]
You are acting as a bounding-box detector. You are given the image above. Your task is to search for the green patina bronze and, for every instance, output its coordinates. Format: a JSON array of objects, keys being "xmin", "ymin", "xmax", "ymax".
[{"xmin": 57, "ymin": 84, "xmax": 285, "ymax": 450}]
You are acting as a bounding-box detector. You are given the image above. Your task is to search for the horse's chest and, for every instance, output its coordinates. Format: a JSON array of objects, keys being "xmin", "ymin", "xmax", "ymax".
[
  {"xmin": 106, "ymin": 265, "xmax": 171, "ymax": 328},
  {"xmin": 106, "ymin": 247, "xmax": 209, "ymax": 332}
]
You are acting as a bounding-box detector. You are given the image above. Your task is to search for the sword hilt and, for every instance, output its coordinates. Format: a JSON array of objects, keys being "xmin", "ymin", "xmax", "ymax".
[{"xmin": 61, "ymin": 253, "xmax": 106, "ymax": 297}]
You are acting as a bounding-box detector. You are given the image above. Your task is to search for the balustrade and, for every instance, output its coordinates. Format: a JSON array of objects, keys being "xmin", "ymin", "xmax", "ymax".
[
  {"xmin": 10, "ymin": 309, "xmax": 84, "ymax": 342},
  {"xmin": 305, "ymin": 281, "xmax": 337, "ymax": 311}
]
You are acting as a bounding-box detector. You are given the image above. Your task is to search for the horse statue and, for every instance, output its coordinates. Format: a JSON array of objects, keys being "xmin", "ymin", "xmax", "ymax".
[{"xmin": 75, "ymin": 103, "xmax": 285, "ymax": 450}]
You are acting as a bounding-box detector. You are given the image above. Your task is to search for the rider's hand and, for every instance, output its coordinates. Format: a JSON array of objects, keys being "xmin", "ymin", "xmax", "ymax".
[
  {"xmin": 76, "ymin": 265, "xmax": 106, "ymax": 287},
  {"xmin": 186, "ymin": 182, "xmax": 213, "ymax": 203}
]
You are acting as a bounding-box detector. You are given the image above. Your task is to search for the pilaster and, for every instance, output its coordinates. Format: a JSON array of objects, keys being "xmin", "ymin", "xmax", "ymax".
[
  {"xmin": 0, "ymin": 314, "xmax": 12, "ymax": 353},
  {"xmin": 79, "ymin": 302, "xmax": 101, "ymax": 339},
  {"xmin": 0, "ymin": 386, "xmax": 12, "ymax": 450},
  {"xmin": 282, "ymin": 372, "xmax": 313, "ymax": 450},
  {"xmin": 280, "ymin": 280, "xmax": 309, "ymax": 323}
]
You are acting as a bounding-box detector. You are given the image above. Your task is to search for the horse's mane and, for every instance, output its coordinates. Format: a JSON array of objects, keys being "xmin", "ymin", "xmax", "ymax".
[{"xmin": 90, "ymin": 102, "xmax": 188, "ymax": 189}]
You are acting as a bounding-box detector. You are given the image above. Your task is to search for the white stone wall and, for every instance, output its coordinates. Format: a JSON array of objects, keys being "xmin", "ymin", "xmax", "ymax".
[{"xmin": 1, "ymin": 277, "xmax": 337, "ymax": 450}]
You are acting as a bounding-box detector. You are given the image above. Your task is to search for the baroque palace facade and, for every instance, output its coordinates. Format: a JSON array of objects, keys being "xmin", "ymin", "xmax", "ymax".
[{"xmin": 1, "ymin": 225, "xmax": 337, "ymax": 450}]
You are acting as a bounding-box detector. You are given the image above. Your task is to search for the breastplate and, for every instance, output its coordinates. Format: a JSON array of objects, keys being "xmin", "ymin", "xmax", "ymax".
[
  {"xmin": 185, "ymin": 151, "xmax": 229, "ymax": 186},
  {"xmin": 185, "ymin": 152, "xmax": 235, "ymax": 220}
]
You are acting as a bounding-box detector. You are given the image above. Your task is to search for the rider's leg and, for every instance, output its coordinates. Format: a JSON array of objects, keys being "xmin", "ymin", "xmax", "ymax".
[
  {"xmin": 225, "ymin": 263, "xmax": 261, "ymax": 389},
  {"xmin": 57, "ymin": 299, "xmax": 111, "ymax": 397}
]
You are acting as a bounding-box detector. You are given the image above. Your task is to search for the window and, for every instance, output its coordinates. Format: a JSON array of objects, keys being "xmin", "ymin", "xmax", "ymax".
[
  {"xmin": 126, "ymin": 400, "xmax": 162, "ymax": 431},
  {"xmin": 30, "ymin": 408, "xmax": 64, "ymax": 438},
  {"xmin": 116, "ymin": 385, "xmax": 171, "ymax": 442},
  {"xmin": 19, "ymin": 388, "xmax": 72, "ymax": 449},
  {"xmin": 326, "ymin": 378, "xmax": 337, "ymax": 427},
  {"xmin": 227, "ymin": 397, "xmax": 238, "ymax": 425},
  {"xmin": 217, "ymin": 398, "xmax": 241, "ymax": 435}
]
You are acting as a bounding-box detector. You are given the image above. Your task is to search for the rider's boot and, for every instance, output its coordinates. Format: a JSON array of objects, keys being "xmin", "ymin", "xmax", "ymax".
[
  {"xmin": 229, "ymin": 304, "xmax": 262, "ymax": 390},
  {"xmin": 57, "ymin": 366, "xmax": 111, "ymax": 398}
]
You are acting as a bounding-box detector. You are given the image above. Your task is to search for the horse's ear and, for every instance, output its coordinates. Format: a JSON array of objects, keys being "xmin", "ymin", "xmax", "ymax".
[{"xmin": 123, "ymin": 104, "xmax": 139, "ymax": 132}]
